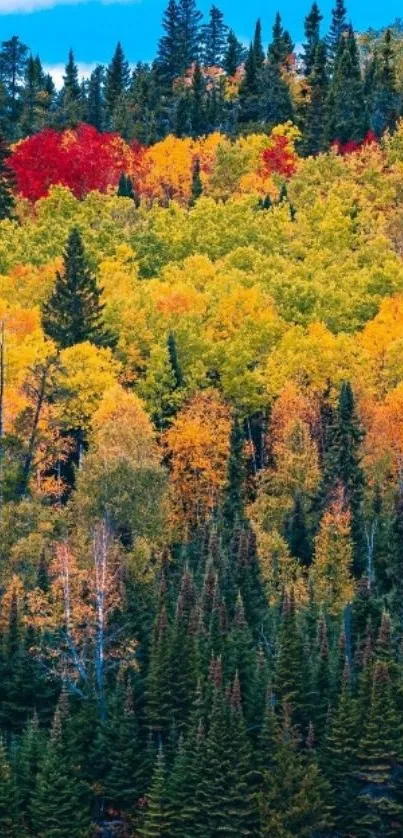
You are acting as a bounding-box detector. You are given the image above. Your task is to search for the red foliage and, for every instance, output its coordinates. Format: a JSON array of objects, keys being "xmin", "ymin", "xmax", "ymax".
[
  {"xmin": 11, "ymin": 124, "xmax": 145, "ymax": 201},
  {"xmin": 332, "ymin": 131, "xmax": 378, "ymax": 156},
  {"xmin": 261, "ymin": 134, "xmax": 298, "ymax": 179}
]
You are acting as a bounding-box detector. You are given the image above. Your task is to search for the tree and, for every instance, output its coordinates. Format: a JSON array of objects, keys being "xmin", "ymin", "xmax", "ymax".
[
  {"xmin": 268, "ymin": 12, "xmax": 294, "ymax": 68},
  {"xmin": 0, "ymin": 135, "xmax": 15, "ymax": 220},
  {"xmin": 221, "ymin": 417, "xmax": 246, "ymax": 531},
  {"xmin": 253, "ymin": 19, "xmax": 265, "ymax": 71},
  {"xmin": 190, "ymin": 156, "xmax": 203, "ymax": 205},
  {"xmin": 368, "ymin": 29, "xmax": 399, "ymax": 136},
  {"xmin": 0, "ymin": 35, "xmax": 28, "ymax": 129},
  {"xmin": 177, "ymin": 0, "xmax": 203, "ymax": 73},
  {"xmin": 190, "ymin": 62, "xmax": 206, "ymax": 137},
  {"xmin": 327, "ymin": 0, "xmax": 347, "ymax": 67},
  {"xmin": 311, "ymin": 494, "xmax": 355, "ymax": 615},
  {"xmin": 223, "ymin": 29, "xmax": 245, "ymax": 76},
  {"xmin": 105, "ymin": 42, "xmax": 130, "ymax": 124},
  {"xmin": 201, "ymin": 5, "xmax": 228, "ymax": 68},
  {"xmin": 301, "ymin": 39, "xmax": 328, "ymax": 155},
  {"xmin": 157, "ymin": 0, "xmax": 181, "ymax": 85},
  {"xmin": 319, "ymin": 381, "xmax": 366, "ymax": 575},
  {"xmin": 42, "ymin": 228, "xmax": 114, "ymax": 350},
  {"xmin": 325, "ymin": 26, "xmax": 368, "ymax": 145},
  {"xmin": 59, "ymin": 49, "xmax": 83, "ymax": 127},
  {"xmin": 86, "ymin": 65, "xmax": 105, "ymax": 130},
  {"xmin": 302, "ymin": 3, "xmax": 323, "ymax": 77},
  {"xmin": 31, "ymin": 706, "xmax": 91, "ymax": 838},
  {"xmin": 139, "ymin": 747, "xmax": 168, "ymax": 837},
  {"xmin": 285, "ymin": 491, "xmax": 312, "ymax": 566},
  {"xmin": 0, "ymin": 739, "xmax": 18, "ymax": 836}
]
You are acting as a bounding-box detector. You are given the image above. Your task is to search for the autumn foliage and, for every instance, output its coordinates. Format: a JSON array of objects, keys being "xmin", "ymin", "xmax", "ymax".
[{"xmin": 11, "ymin": 125, "xmax": 145, "ymax": 201}]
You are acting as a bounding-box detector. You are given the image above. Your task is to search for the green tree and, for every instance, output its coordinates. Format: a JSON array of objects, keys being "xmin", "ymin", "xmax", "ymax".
[
  {"xmin": 0, "ymin": 35, "xmax": 28, "ymax": 130},
  {"xmin": 59, "ymin": 49, "xmax": 83, "ymax": 127},
  {"xmin": 325, "ymin": 26, "xmax": 368, "ymax": 145},
  {"xmin": 327, "ymin": 0, "xmax": 347, "ymax": 67},
  {"xmin": 223, "ymin": 29, "xmax": 246, "ymax": 76},
  {"xmin": 368, "ymin": 29, "xmax": 399, "ymax": 136},
  {"xmin": 86, "ymin": 65, "xmax": 105, "ymax": 130},
  {"xmin": 0, "ymin": 739, "xmax": 18, "ymax": 836},
  {"xmin": 42, "ymin": 228, "xmax": 114, "ymax": 350},
  {"xmin": 0, "ymin": 134, "xmax": 15, "ymax": 220},
  {"xmin": 302, "ymin": 2, "xmax": 323, "ymax": 76},
  {"xmin": 139, "ymin": 746, "xmax": 168, "ymax": 837},
  {"xmin": 105, "ymin": 42, "xmax": 130, "ymax": 125}
]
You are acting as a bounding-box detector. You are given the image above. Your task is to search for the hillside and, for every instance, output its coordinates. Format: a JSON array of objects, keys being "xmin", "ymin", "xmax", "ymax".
[{"xmin": 1, "ymin": 2, "xmax": 403, "ymax": 837}]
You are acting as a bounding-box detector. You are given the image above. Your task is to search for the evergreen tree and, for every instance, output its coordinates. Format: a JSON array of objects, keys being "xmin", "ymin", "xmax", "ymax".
[
  {"xmin": 59, "ymin": 49, "xmax": 83, "ymax": 127},
  {"xmin": 190, "ymin": 61, "xmax": 206, "ymax": 137},
  {"xmin": 239, "ymin": 43, "xmax": 261, "ymax": 124},
  {"xmin": 285, "ymin": 492, "xmax": 312, "ymax": 566},
  {"xmin": 275, "ymin": 593, "xmax": 307, "ymax": 730},
  {"xmin": 107, "ymin": 681, "xmax": 141, "ymax": 813},
  {"xmin": 319, "ymin": 381, "xmax": 366, "ymax": 575},
  {"xmin": 0, "ymin": 134, "xmax": 15, "ymax": 220},
  {"xmin": 177, "ymin": 0, "xmax": 203, "ymax": 73},
  {"xmin": 325, "ymin": 663, "xmax": 359, "ymax": 834},
  {"xmin": 327, "ymin": 0, "xmax": 348, "ymax": 67},
  {"xmin": 325, "ymin": 25, "xmax": 368, "ymax": 145},
  {"xmin": 157, "ymin": 0, "xmax": 181, "ymax": 85},
  {"xmin": 105, "ymin": 42, "xmax": 130, "ymax": 124},
  {"xmin": 139, "ymin": 746, "xmax": 168, "ymax": 837},
  {"xmin": 20, "ymin": 54, "xmax": 49, "ymax": 136},
  {"xmin": 190, "ymin": 156, "xmax": 203, "ymax": 205},
  {"xmin": 31, "ymin": 707, "xmax": 91, "ymax": 838},
  {"xmin": 223, "ymin": 29, "xmax": 246, "ymax": 76},
  {"xmin": 0, "ymin": 35, "xmax": 28, "ymax": 130},
  {"xmin": 86, "ymin": 65, "xmax": 105, "ymax": 130},
  {"xmin": 15, "ymin": 714, "xmax": 44, "ymax": 834},
  {"xmin": 302, "ymin": 2, "xmax": 323, "ymax": 76},
  {"xmin": 301, "ymin": 39, "xmax": 328, "ymax": 155},
  {"xmin": 42, "ymin": 228, "xmax": 114, "ymax": 350},
  {"xmin": 260, "ymin": 15, "xmax": 294, "ymax": 127},
  {"xmin": 368, "ymin": 29, "xmax": 399, "ymax": 136},
  {"xmin": 0, "ymin": 739, "xmax": 18, "ymax": 836},
  {"xmin": 201, "ymin": 5, "xmax": 228, "ymax": 67},
  {"xmin": 268, "ymin": 12, "xmax": 294, "ymax": 68},
  {"xmin": 253, "ymin": 19, "xmax": 265, "ymax": 71}
]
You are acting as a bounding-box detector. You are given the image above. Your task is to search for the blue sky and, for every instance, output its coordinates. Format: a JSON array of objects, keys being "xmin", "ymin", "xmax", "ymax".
[{"xmin": 0, "ymin": 0, "xmax": 400, "ymax": 78}]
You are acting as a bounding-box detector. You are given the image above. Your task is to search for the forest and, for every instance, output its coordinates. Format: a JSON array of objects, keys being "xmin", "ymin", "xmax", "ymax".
[{"xmin": 1, "ymin": 0, "xmax": 403, "ymax": 836}]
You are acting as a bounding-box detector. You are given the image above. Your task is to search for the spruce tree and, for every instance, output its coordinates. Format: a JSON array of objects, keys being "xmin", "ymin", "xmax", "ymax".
[
  {"xmin": 302, "ymin": 2, "xmax": 323, "ymax": 77},
  {"xmin": 325, "ymin": 663, "xmax": 359, "ymax": 834},
  {"xmin": 285, "ymin": 492, "xmax": 312, "ymax": 566},
  {"xmin": 0, "ymin": 739, "xmax": 18, "ymax": 836},
  {"xmin": 42, "ymin": 228, "xmax": 114, "ymax": 350},
  {"xmin": 368, "ymin": 29, "xmax": 399, "ymax": 136},
  {"xmin": 157, "ymin": 0, "xmax": 181, "ymax": 85},
  {"xmin": 260, "ymin": 15, "xmax": 294, "ymax": 127},
  {"xmin": 0, "ymin": 135, "xmax": 15, "ymax": 220},
  {"xmin": 105, "ymin": 42, "xmax": 130, "ymax": 124},
  {"xmin": 253, "ymin": 19, "xmax": 265, "ymax": 71},
  {"xmin": 319, "ymin": 381, "xmax": 366, "ymax": 575},
  {"xmin": 327, "ymin": 0, "xmax": 348, "ymax": 67},
  {"xmin": 190, "ymin": 156, "xmax": 203, "ymax": 205},
  {"xmin": 325, "ymin": 26, "xmax": 368, "ymax": 145},
  {"xmin": 107, "ymin": 681, "xmax": 141, "ymax": 813},
  {"xmin": 177, "ymin": 0, "xmax": 203, "ymax": 73},
  {"xmin": 86, "ymin": 65, "xmax": 105, "ymax": 130},
  {"xmin": 139, "ymin": 746, "xmax": 168, "ymax": 837},
  {"xmin": 190, "ymin": 62, "xmax": 206, "ymax": 137},
  {"xmin": 59, "ymin": 49, "xmax": 83, "ymax": 126},
  {"xmin": 223, "ymin": 30, "xmax": 246, "ymax": 76},
  {"xmin": 31, "ymin": 707, "xmax": 91, "ymax": 838},
  {"xmin": 221, "ymin": 418, "xmax": 246, "ymax": 532},
  {"xmin": 201, "ymin": 5, "xmax": 228, "ymax": 68},
  {"xmin": 0, "ymin": 35, "xmax": 28, "ymax": 130},
  {"xmin": 301, "ymin": 39, "xmax": 328, "ymax": 155}
]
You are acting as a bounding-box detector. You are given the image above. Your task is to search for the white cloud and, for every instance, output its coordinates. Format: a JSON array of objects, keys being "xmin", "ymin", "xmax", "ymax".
[
  {"xmin": 43, "ymin": 61, "xmax": 98, "ymax": 88},
  {"xmin": 0, "ymin": 0, "xmax": 139, "ymax": 13}
]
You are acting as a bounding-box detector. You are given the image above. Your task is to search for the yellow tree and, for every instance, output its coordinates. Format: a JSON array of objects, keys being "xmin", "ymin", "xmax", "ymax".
[
  {"xmin": 310, "ymin": 491, "xmax": 355, "ymax": 615},
  {"xmin": 165, "ymin": 389, "xmax": 231, "ymax": 534}
]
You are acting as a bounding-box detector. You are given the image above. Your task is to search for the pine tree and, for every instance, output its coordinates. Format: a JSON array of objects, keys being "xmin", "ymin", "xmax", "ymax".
[
  {"xmin": 60, "ymin": 49, "xmax": 83, "ymax": 127},
  {"xmin": 268, "ymin": 12, "xmax": 294, "ymax": 68},
  {"xmin": 190, "ymin": 156, "xmax": 203, "ymax": 205},
  {"xmin": 86, "ymin": 65, "xmax": 105, "ymax": 130},
  {"xmin": 260, "ymin": 15, "xmax": 294, "ymax": 127},
  {"xmin": 201, "ymin": 5, "xmax": 228, "ymax": 68},
  {"xmin": 327, "ymin": 0, "xmax": 348, "ymax": 67},
  {"xmin": 221, "ymin": 418, "xmax": 246, "ymax": 532},
  {"xmin": 239, "ymin": 43, "xmax": 261, "ymax": 124},
  {"xmin": 0, "ymin": 739, "xmax": 18, "ymax": 836},
  {"xmin": 319, "ymin": 381, "xmax": 366, "ymax": 575},
  {"xmin": 157, "ymin": 0, "xmax": 181, "ymax": 85},
  {"xmin": 139, "ymin": 746, "xmax": 168, "ymax": 837},
  {"xmin": 223, "ymin": 29, "xmax": 246, "ymax": 76},
  {"xmin": 302, "ymin": 2, "xmax": 323, "ymax": 77},
  {"xmin": 285, "ymin": 491, "xmax": 312, "ymax": 566},
  {"xmin": 31, "ymin": 707, "xmax": 91, "ymax": 838},
  {"xmin": 253, "ymin": 19, "xmax": 265, "ymax": 70},
  {"xmin": 368, "ymin": 29, "xmax": 398, "ymax": 136},
  {"xmin": 0, "ymin": 36, "xmax": 28, "ymax": 131},
  {"xmin": 275, "ymin": 593, "xmax": 307, "ymax": 730},
  {"xmin": 0, "ymin": 135, "xmax": 15, "ymax": 220},
  {"xmin": 301, "ymin": 39, "xmax": 328, "ymax": 155},
  {"xmin": 105, "ymin": 42, "xmax": 130, "ymax": 124},
  {"xmin": 190, "ymin": 62, "xmax": 206, "ymax": 137},
  {"xmin": 15, "ymin": 714, "xmax": 44, "ymax": 834},
  {"xmin": 177, "ymin": 0, "xmax": 203, "ymax": 73},
  {"xmin": 42, "ymin": 228, "xmax": 114, "ymax": 350},
  {"xmin": 325, "ymin": 26, "xmax": 368, "ymax": 145},
  {"xmin": 107, "ymin": 681, "xmax": 141, "ymax": 813},
  {"xmin": 325, "ymin": 663, "xmax": 359, "ymax": 834},
  {"xmin": 20, "ymin": 54, "xmax": 49, "ymax": 136},
  {"xmin": 356, "ymin": 660, "xmax": 402, "ymax": 833}
]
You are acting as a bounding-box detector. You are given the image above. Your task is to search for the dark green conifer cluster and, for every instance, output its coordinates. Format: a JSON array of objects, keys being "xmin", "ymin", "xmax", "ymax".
[{"xmin": 0, "ymin": 2, "xmax": 401, "ymax": 149}]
